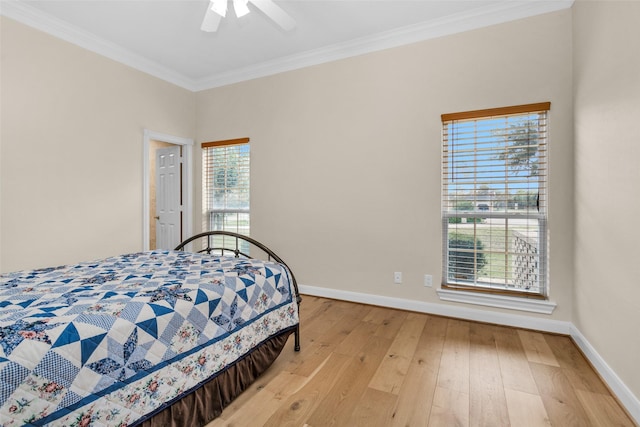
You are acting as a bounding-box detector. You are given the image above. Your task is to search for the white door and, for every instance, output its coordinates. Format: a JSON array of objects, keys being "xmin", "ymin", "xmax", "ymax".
[{"xmin": 156, "ymin": 146, "xmax": 182, "ymax": 250}]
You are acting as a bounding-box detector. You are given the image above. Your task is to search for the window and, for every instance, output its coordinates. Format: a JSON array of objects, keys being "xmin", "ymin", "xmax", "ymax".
[
  {"xmin": 441, "ymin": 103, "xmax": 549, "ymax": 298},
  {"xmin": 202, "ymin": 138, "xmax": 250, "ymax": 250}
]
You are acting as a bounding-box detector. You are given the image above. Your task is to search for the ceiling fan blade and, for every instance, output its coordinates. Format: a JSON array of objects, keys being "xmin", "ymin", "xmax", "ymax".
[
  {"xmin": 201, "ymin": 4, "xmax": 222, "ymax": 32},
  {"xmin": 249, "ymin": 0, "xmax": 296, "ymax": 31}
]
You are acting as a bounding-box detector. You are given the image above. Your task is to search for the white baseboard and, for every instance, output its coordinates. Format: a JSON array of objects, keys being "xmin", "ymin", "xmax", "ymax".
[
  {"xmin": 299, "ymin": 284, "xmax": 572, "ymax": 334},
  {"xmin": 569, "ymin": 325, "xmax": 640, "ymax": 424},
  {"xmin": 298, "ymin": 284, "xmax": 640, "ymax": 425}
]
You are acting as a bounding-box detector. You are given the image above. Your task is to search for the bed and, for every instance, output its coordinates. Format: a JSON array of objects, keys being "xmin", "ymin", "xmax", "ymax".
[{"xmin": 0, "ymin": 231, "xmax": 301, "ymax": 426}]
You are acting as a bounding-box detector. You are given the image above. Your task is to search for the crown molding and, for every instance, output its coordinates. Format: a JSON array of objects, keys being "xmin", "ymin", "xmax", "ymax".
[
  {"xmin": 192, "ymin": 0, "xmax": 574, "ymax": 91},
  {"xmin": 0, "ymin": 0, "xmax": 198, "ymax": 91},
  {"xmin": 1, "ymin": 0, "xmax": 574, "ymax": 92}
]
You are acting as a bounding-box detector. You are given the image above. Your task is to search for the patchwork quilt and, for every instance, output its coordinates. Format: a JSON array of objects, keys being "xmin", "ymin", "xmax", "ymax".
[{"xmin": 0, "ymin": 251, "xmax": 299, "ymax": 426}]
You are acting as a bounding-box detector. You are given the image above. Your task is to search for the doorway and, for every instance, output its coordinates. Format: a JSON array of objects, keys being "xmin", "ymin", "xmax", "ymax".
[{"xmin": 143, "ymin": 130, "xmax": 193, "ymax": 251}]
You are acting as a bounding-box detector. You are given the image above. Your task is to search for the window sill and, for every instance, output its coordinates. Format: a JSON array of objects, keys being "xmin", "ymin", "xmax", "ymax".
[{"xmin": 437, "ymin": 288, "xmax": 557, "ymax": 314}]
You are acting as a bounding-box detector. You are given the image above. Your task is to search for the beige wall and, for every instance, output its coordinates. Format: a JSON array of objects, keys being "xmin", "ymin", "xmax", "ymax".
[
  {"xmin": 195, "ymin": 10, "xmax": 574, "ymax": 320},
  {"xmin": 0, "ymin": 17, "xmax": 196, "ymax": 271},
  {"xmin": 2, "ymin": 0, "xmax": 639, "ymax": 413},
  {"xmin": 573, "ymin": 0, "xmax": 640, "ymax": 401}
]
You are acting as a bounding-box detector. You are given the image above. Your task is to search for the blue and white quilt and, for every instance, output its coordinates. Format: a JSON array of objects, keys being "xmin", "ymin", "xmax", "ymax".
[{"xmin": 0, "ymin": 250, "xmax": 299, "ymax": 426}]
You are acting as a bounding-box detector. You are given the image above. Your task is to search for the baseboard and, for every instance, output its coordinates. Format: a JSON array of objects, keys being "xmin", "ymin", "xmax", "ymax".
[
  {"xmin": 299, "ymin": 284, "xmax": 572, "ymax": 334},
  {"xmin": 298, "ymin": 284, "xmax": 640, "ymax": 425},
  {"xmin": 569, "ymin": 325, "xmax": 640, "ymax": 424}
]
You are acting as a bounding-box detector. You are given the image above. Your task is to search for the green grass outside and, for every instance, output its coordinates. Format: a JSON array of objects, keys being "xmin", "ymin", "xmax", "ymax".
[{"xmin": 449, "ymin": 225, "xmax": 511, "ymax": 282}]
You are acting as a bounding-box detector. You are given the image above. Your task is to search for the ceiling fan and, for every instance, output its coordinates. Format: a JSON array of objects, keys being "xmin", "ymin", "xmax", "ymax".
[{"xmin": 201, "ymin": 0, "xmax": 296, "ymax": 32}]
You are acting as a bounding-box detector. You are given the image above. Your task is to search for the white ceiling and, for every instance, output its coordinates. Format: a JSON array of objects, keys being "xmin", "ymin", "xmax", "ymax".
[{"xmin": 2, "ymin": 0, "xmax": 573, "ymax": 91}]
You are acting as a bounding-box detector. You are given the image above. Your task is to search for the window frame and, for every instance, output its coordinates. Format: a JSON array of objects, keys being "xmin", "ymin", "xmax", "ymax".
[
  {"xmin": 202, "ymin": 138, "xmax": 251, "ymax": 244},
  {"xmin": 441, "ymin": 103, "xmax": 550, "ymax": 299}
]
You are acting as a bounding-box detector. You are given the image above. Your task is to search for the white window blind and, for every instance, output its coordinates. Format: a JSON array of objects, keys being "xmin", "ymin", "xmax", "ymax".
[
  {"xmin": 441, "ymin": 103, "xmax": 549, "ymax": 298},
  {"xmin": 202, "ymin": 138, "xmax": 250, "ymax": 250}
]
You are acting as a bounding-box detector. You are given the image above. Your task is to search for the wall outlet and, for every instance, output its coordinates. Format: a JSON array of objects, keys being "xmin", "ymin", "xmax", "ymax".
[
  {"xmin": 394, "ymin": 272, "xmax": 402, "ymax": 284},
  {"xmin": 424, "ymin": 274, "xmax": 433, "ymax": 287}
]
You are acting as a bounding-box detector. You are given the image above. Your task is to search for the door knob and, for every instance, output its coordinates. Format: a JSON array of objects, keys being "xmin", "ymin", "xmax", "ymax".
[{"xmin": 154, "ymin": 216, "xmax": 160, "ymax": 220}]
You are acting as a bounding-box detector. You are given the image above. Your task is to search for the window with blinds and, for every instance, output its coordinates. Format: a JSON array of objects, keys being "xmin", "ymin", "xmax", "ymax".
[
  {"xmin": 441, "ymin": 103, "xmax": 549, "ymax": 298},
  {"xmin": 202, "ymin": 138, "xmax": 250, "ymax": 250}
]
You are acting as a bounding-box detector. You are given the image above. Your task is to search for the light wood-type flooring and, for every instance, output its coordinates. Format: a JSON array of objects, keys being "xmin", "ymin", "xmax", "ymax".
[{"xmin": 208, "ymin": 296, "xmax": 636, "ymax": 427}]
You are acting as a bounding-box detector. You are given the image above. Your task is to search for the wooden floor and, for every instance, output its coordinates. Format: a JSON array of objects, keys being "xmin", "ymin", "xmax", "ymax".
[{"xmin": 208, "ymin": 296, "xmax": 636, "ymax": 427}]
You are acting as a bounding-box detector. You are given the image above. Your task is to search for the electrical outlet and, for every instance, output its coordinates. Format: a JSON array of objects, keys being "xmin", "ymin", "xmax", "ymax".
[
  {"xmin": 394, "ymin": 272, "xmax": 402, "ymax": 284},
  {"xmin": 424, "ymin": 274, "xmax": 433, "ymax": 287}
]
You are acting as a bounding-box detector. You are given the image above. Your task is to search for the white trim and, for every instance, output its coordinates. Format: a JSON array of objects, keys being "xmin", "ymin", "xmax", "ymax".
[
  {"xmin": 570, "ymin": 326, "xmax": 640, "ymax": 424},
  {"xmin": 299, "ymin": 284, "xmax": 568, "ymax": 334},
  {"xmin": 0, "ymin": 1, "xmax": 195, "ymax": 90},
  {"xmin": 298, "ymin": 284, "xmax": 639, "ymax": 425},
  {"xmin": 192, "ymin": 0, "xmax": 574, "ymax": 90},
  {"xmin": 436, "ymin": 288, "xmax": 557, "ymax": 315},
  {"xmin": 143, "ymin": 130, "xmax": 194, "ymax": 252},
  {"xmin": 1, "ymin": 0, "xmax": 574, "ymax": 92}
]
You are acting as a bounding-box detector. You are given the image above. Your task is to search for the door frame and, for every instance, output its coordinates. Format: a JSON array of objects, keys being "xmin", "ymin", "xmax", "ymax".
[{"xmin": 143, "ymin": 129, "xmax": 194, "ymax": 251}]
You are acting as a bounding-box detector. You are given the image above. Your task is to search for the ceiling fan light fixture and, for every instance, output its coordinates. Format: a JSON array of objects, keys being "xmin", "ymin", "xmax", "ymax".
[
  {"xmin": 210, "ymin": 0, "xmax": 227, "ymax": 18},
  {"xmin": 233, "ymin": 0, "xmax": 251, "ymax": 18},
  {"xmin": 201, "ymin": 0, "xmax": 295, "ymax": 33},
  {"xmin": 201, "ymin": 3, "xmax": 222, "ymax": 32}
]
